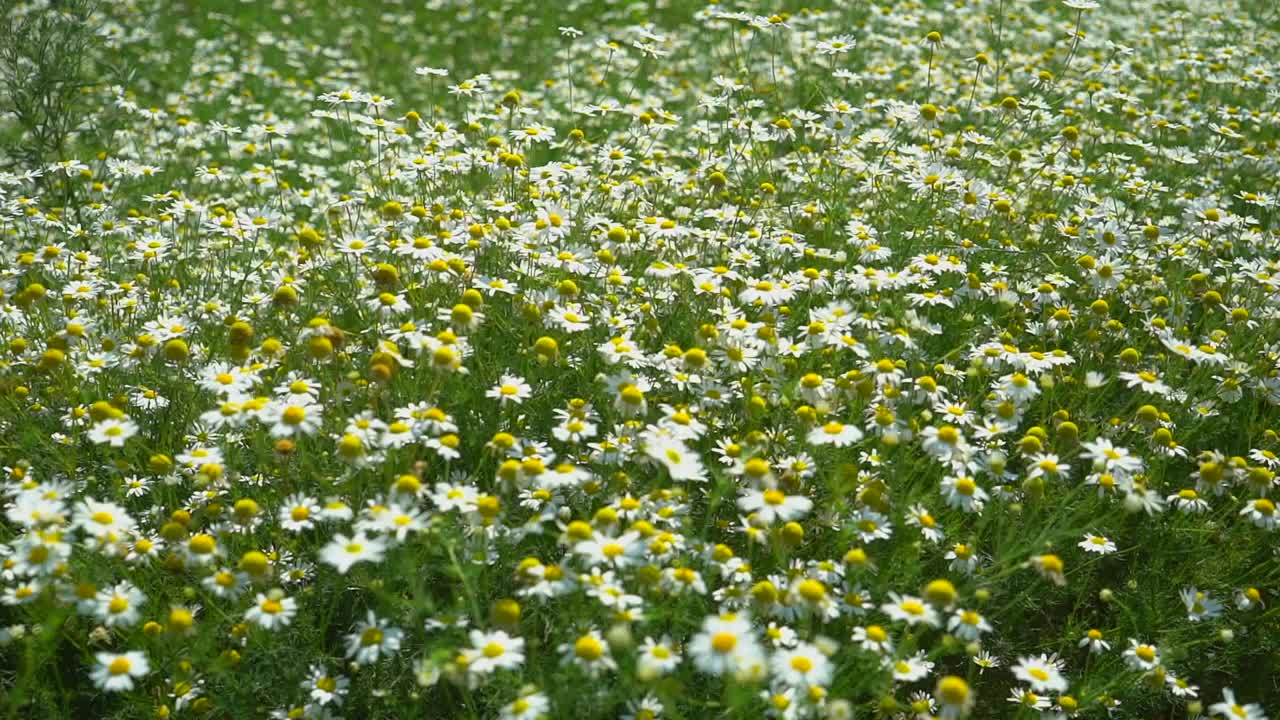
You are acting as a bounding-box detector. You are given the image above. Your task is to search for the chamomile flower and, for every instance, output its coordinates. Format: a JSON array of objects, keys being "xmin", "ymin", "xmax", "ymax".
[
  {"xmin": 947, "ymin": 608, "xmax": 993, "ymax": 641},
  {"xmin": 500, "ymin": 692, "xmax": 550, "ymax": 720},
  {"xmin": 74, "ymin": 499, "xmax": 136, "ymax": 542},
  {"xmin": 1208, "ymin": 688, "xmax": 1267, "ymax": 720},
  {"xmin": 807, "ymin": 420, "xmax": 863, "ymax": 447},
  {"xmin": 642, "ymin": 430, "xmax": 707, "ymax": 483},
  {"xmin": 560, "ymin": 629, "xmax": 615, "ymax": 676},
  {"xmin": 261, "ymin": 401, "xmax": 323, "ymax": 437},
  {"xmin": 304, "ymin": 666, "xmax": 350, "ymax": 707},
  {"xmin": 94, "ymin": 582, "xmax": 147, "ymax": 628},
  {"xmin": 1240, "ymin": 498, "xmax": 1277, "ymax": 530},
  {"xmin": 889, "ymin": 651, "xmax": 934, "ymax": 682},
  {"xmin": 1032, "ymin": 554, "xmax": 1067, "ymax": 586},
  {"xmin": 940, "ymin": 475, "xmax": 988, "ymax": 513},
  {"xmin": 1122, "ymin": 639, "xmax": 1160, "ymax": 671},
  {"xmin": 852, "ymin": 624, "xmax": 893, "ymax": 655},
  {"xmin": 737, "ymin": 488, "xmax": 813, "ymax": 524},
  {"xmin": 88, "ymin": 418, "xmax": 139, "ymax": 447},
  {"xmin": 574, "ymin": 532, "xmax": 644, "ymax": 569},
  {"xmin": 345, "ymin": 611, "xmax": 404, "ymax": 664},
  {"xmin": 688, "ymin": 612, "xmax": 766, "ymax": 678},
  {"xmin": 319, "ymin": 532, "xmax": 386, "ymax": 574},
  {"xmin": 1180, "ymin": 587, "xmax": 1224, "ymax": 621},
  {"xmin": 935, "ymin": 675, "xmax": 974, "ymax": 719},
  {"xmin": 1007, "ymin": 687, "xmax": 1051, "ymax": 711},
  {"xmin": 245, "ymin": 590, "xmax": 298, "ymax": 630},
  {"xmin": 487, "ymin": 375, "xmax": 532, "ymax": 405},
  {"xmin": 280, "ymin": 494, "xmax": 321, "ymax": 532},
  {"xmin": 770, "ymin": 642, "xmax": 832, "ymax": 688},
  {"xmin": 1079, "ymin": 628, "xmax": 1110, "ymax": 654},
  {"xmin": 1078, "ymin": 533, "xmax": 1117, "ymax": 555},
  {"xmin": 881, "ymin": 593, "xmax": 941, "ymax": 628},
  {"xmin": 637, "ymin": 636, "xmax": 682, "ymax": 678},
  {"xmin": 1012, "ymin": 654, "xmax": 1068, "ymax": 693},
  {"xmin": 91, "ymin": 651, "xmax": 150, "ymax": 692}
]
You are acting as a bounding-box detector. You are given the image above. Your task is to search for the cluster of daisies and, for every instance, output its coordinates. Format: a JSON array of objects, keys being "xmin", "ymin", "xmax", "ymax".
[{"xmin": 2, "ymin": 0, "xmax": 1279, "ymax": 717}]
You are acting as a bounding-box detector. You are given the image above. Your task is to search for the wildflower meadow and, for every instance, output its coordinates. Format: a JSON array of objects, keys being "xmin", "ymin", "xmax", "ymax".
[{"xmin": 3, "ymin": 0, "xmax": 1280, "ymax": 717}]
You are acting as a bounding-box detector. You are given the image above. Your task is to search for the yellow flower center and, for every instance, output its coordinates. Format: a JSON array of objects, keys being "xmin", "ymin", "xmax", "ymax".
[
  {"xmin": 710, "ymin": 632, "xmax": 737, "ymax": 653},
  {"xmin": 574, "ymin": 636, "xmax": 604, "ymax": 660}
]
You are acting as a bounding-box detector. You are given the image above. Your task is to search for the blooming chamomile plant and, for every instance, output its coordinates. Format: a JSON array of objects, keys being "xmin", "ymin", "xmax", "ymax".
[{"xmin": 1, "ymin": 0, "xmax": 1279, "ymax": 717}]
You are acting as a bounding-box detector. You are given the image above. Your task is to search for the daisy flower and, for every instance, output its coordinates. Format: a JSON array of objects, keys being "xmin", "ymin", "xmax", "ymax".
[
  {"xmin": 997, "ymin": 372, "xmax": 1040, "ymax": 404},
  {"xmin": 574, "ymin": 531, "xmax": 644, "ymax": 569},
  {"xmin": 1240, "ymin": 498, "xmax": 1277, "ymax": 530},
  {"xmin": 934, "ymin": 676, "xmax": 974, "ymax": 719},
  {"xmin": 304, "ymin": 666, "xmax": 350, "ymax": 707},
  {"xmin": 946, "ymin": 543, "xmax": 980, "ymax": 575},
  {"xmin": 548, "ymin": 304, "xmax": 591, "ymax": 332},
  {"xmin": 1079, "ymin": 628, "xmax": 1110, "ymax": 654},
  {"xmin": 560, "ymin": 629, "xmax": 616, "ymax": 677},
  {"xmin": 642, "ymin": 430, "xmax": 707, "ymax": 482},
  {"xmin": 770, "ymin": 642, "xmax": 832, "ymax": 688},
  {"xmin": 973, "ymin": 651, "xmax": 1001, "ymax": 672},
  {"xmin": 1007, "ymin": 688, "xmax": 1051, "ymax": 711},
  {"xmin": 881, "ymin": 593, "xmax": 941, "ymax": 628},
  {"xmin": 1119, "ymin": 370, "xmax": 1174, "ymax": 397},
  {"xmin": 245, "ymin": 591, "xmax": 298, "ymax": 630},
  {"xmin": 279, "ymin": 494, "xmax": 321, "ymax": 532},
  {"xmin": 91, "ymin": 651, "xmax": 150, "ymax": 692},
  {"xmin": 73, "ymin": 499, "xmax": 136, "ymax": 542},
  {"xmin": 852, "ymin": 624, "xmax": 893, "ymax": 655},
  {"xmin": 94, "ymin": 581, "xmax": 147, "ymax": 628},
  {"xmin": 500, "ymin": 692, "xmax": 551, "ymax": 720},
  {"xmin": 688, "ymin": 612, "xmax": 766, "ymax": 679},
  {"xmin": 260, "ymin": 401, "xmax": 323, "ymax": 437},
  {"xmin": 920, "ymin": 424, "xmax": 972, "ymax": 465},
  {"xmin": 1011, "ymin": 654, "xmax": 1068, "ymax": 693},
  {"xmin": 737, "ymin": 488, "xmax": 813, "ymax": 524},
  {"xmin": 345, "ymin": 611, "xmax": 404, "ymax": 664},
  {"xmin": 1236, "ymin": 587, "xmax": 1264, "ymax": 611},
  {"xmin": 806, "ymin": 420, "xmax": 863, "ymax": 447},
  {"xmin": 1122, "ymin": 639, "xmax": 1160, "ymax": 671},
  {"xmin": 1078, "ymin": 533, "xmax": 1117, "ymax": 555},
  {"xmin": 1208, "ymin": 688, "xmax": 1267, "ymax": 720},
  {"xmin": 947, "ymin": 608, "xmax": 993, "ymax": 641},
  {"xmin": 486, "ymin": 375, "xmax": 532, "ymax": 405},
  {"xmin": 636, "ymin": 636, "xmax": 681, "ymax": 678},
  {"xmin": 203, "ymin": 568, "xmax": 248, "ymax": 600},
  {"xmin": 1180, "ymin": 587, "xmax": 1224, "ymax": 622},
  {"xmin": 940, "ymin": 475, "xmax": 988, "ymax": 513},
  {"xmin": 88, "ymin": 418, "xmax": 140, "ymax": 447},
  {"xmin": 889, "ymin": 651, "xmax": 933, "ymax": 682},
  {"xmin": 1032, "ymin": 554, "xmax": 1066, "ymax": 586},
  {"xmin": 319, "ymin": 532, "xmax": 387, "ymax": 574}
]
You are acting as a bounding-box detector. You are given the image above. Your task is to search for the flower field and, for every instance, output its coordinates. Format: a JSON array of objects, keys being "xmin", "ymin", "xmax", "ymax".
[{"xmin": 2, "ymin": 0, "xmax": 1280, "ymax": 717}]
